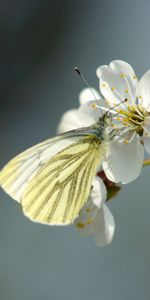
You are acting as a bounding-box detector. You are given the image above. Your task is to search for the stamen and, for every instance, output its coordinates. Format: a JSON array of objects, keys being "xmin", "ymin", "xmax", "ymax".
[
  {"xmin": 76, "ymin": 222, "xmax": 85, "ymax": 228},
  {"xmin": 91, "ymin": 103, "xmax": 97, "ymax": 108},
  {"xmin": 124, "ymin": 139, "xmax": 129, "ymax": 144},
  {"xmin": 129, "ymin": 118, "xmax": 143, "ymax": 126},
  {"xmin": 135, "ymin": 106, "xmax": 144, "ymax": 119},
  {"xmin": 126, "ymin": 131, "xmax": 136, "ymax": 143},
  {"xmin": 110, "ymin": 88, "xmax": 125, "ymax": 102},
  {"xmin": 117, "ymin": 127, "xmax": 134, "ymax": 140},
  {"xmin": 121, "ymin": 74, "xmax": 133, "ymax": 100},
  {"xmin": 112, "ymin": 124, "xmax": 126, "ymax": 130},
  {"xmin": 86, "ymin": 219, "xmax": 93, "ymax": 225},
  {"xmin": 121, "ymin": 73, "xmax": 125, "ymax": 78}
]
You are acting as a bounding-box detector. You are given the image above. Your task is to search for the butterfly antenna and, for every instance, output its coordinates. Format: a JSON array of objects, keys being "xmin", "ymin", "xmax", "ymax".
[
  {"xmin": 105, "ymin": 98, "xmax": 128, "ymax": 117},
  {"xmin": 74, "ymin": 67, "xmax": 98, "ymax": 100}
]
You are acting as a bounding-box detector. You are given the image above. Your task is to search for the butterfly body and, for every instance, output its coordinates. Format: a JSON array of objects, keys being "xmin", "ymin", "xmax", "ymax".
[{"xmin": 0, "ymin": 115, "xmax": 113, "ymax": 225}]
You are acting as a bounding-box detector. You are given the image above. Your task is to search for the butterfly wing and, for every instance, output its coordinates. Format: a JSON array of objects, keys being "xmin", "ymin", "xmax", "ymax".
[
  {"xmin": 22, "ymin": 134, "xmax": 106, "ymax": 225},
  {"xmin": 0, "ymin": 128, "xmax": 108, "ymax": 225},
  {"xmin": 0, "ymin": 129, "xmax": 91, "ymax": 202}
]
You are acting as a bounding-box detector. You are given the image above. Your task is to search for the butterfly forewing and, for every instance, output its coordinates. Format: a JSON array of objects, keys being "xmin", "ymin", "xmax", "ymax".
[
  {"xmin": 22, "ymin": 135, "xmax": 105, "ymax": 225},
  {"xmin": 0, "ymin": 130, "xmax": 90, "ymax": 202}
]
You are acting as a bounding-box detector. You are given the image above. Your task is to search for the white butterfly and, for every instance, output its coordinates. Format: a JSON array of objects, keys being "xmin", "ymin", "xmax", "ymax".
[{"xmin": 0, "ymin": 114, "xmax": 114, "ymax": 225}]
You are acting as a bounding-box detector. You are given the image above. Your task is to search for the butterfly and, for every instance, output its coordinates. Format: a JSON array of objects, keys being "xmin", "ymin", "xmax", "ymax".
[{"xmin": 0, "ymin": 113, "xmax": 114, "ymax": 225}]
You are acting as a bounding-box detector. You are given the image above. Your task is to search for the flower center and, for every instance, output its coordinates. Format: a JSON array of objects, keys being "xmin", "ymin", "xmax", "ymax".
[{"xmin": 115, "ymin": 104, "xmax": 149, "ymax": 135}]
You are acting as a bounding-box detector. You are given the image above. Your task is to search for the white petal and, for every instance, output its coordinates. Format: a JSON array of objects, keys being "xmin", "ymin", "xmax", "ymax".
[
  {"xmin": 139, "ymin": 70, "xmax": 150, "ymax": 111},
  {"xmin": 78, "ymin": 100, "xmax": 102, "ymax": 126},
  {"xmin": 110, "ymin": 60, "xmax": 137, "ymax": 82},
  {"xmin": 97, "ymin": 60, "xmax": 138, "ymax": 106},
  {"xmin": 93, "ymin": 204, "xmax": 115, "ymax": 247},
  {"xmin": 75, "ymin": 221, "xmax": 94, "ymax": 237},
  {"xmin": 144, "ymin": 137, "xmax": 150, "ymax": 154},
  {"xmin": 143, "ymin": 116, "xmax": 150, "ymax": 154},
  {"xmin": 103, "ymin": 134, "xmax": 144, "ymax": 184},
  {"xmin": 57, "ymin": 109, "xmax": 82, "ymax": 133},
  {"xmin": 91, "ymin": 176, "xmax": 107, "ymax": 208},
  {"xmin": 79, "ymin": 88, "xmax": 101, "ymax": 105},
  {"xmin": 74, "ymin": 199, "xmax": 96, "ymax": 237}
]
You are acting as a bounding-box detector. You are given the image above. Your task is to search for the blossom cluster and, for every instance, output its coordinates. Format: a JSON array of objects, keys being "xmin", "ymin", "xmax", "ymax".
[{"xmin": 58, "ymin": 60, "xmax": 150, "ymax": 247}]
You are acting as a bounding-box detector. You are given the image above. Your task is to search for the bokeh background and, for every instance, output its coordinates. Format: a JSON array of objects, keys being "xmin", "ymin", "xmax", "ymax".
[{"xmin": 0, "ymin": 0, "xmax": 150, "ymax": 299}]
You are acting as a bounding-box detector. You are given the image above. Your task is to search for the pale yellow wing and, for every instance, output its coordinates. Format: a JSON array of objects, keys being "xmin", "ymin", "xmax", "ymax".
[
  {"xmin": 0, "ymin": 130, "xmax": 90, "ymax": 202},
  {"xmin": 21, "ymin": 135, "xmax": 106, "ymax": 225}
]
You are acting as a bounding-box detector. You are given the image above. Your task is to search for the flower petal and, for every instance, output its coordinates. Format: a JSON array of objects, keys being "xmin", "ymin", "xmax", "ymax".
[
  {"xmin": 75, "ymin": 220, "xmax": 94, "ymax": 237},
  {"xmin": 74, "ymin": 199, "xmax": 96, "ymax": 237},
  {"xmin": 74, "ymin": 175, "xmax": 106, "ymax": 235},
  {"xmin": 79, "ymin": 87, "xmax": 101, "ymax": 105},
  {"xmin": 139, "ymin": 70, "xmax": 150, "ymax": 111},
  {"xmin": 97, "ymin": 60, "xmax": 138, "ymax": 106},
  {"xmin": 91, "ymin": 176, "xmax": 107, "ymax": 208},
  {"xmin": 143, "ymin": 116, "xmax": 150, "ymax": 154},
  {"xmin": 78, "ymin": 100, "xmax": 102, "ymax": 126},
  {"xmin": 144, "ymin": 137, "xmax": 150, "ymax": 154},
  {"xmin": 57, "ymin": 109, "xmax": 82, "ymax": 133},
  {"xmin": 103, "ymin": 134, "xmax": 144, "ymax": 184},
  {"xmin": 93, "ymin": 204, "xmax": 115, "ymax": 247}
]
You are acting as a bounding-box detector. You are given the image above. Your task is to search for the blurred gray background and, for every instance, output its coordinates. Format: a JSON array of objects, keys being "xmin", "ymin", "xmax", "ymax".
[{"xmin": 0, "ymin": 0, "xmax": 150, "ymax": 299}]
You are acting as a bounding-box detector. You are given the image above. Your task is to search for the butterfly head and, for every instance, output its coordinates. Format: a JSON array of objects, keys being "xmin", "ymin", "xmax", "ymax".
[
  {"xmin": 102, "ymin": 112, "xmax": 113, "ymax": 127},
  {"xmin": 92, "ymin": 112, "xmax": 115, "ymax": 141}
]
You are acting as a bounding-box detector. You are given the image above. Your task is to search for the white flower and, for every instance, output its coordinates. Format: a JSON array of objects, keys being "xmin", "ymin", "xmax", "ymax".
[
  {"xmin": 74, "ymin": 176, "xmax": 115, "ymax": 247},
  {"xmin": 96, "ymin": 60, "xmax": 150, "ymax": 182}
]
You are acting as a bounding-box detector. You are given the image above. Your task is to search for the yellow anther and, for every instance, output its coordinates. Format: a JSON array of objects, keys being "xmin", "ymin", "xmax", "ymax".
[
  {"xmin": 121, "ymin": 73, "xmax": 125, "ymax": 78},
  {"xmin": 102, "ymin": 83, "xmax": 106, "ymax": 87},
  {"xmin": 139, "ymin": 95, "xmax": 143, "ymax": 99},
  {"xmin": 76, "ymin": 222, "xmax": 85, "ymax": 228},
  {"xmin": 133, "ymin": 75, "xmax": 137, "ymax": 79},
  {"xmin": 86, "ymin": 208, "xmax": 91, "ymax": 213},
  {"xmin": 91, "ymin": 103, "xmax": 96, "ymax": 108},
  {"xmin": 124, "ymin": 139, "xmax": 129, "ymax": 144},
  {"xmin": 119, "ymin": 109, "xmax": 124, "ymax": 114},
  {"xmin": 111, "ymin": 87, "xmax": 115, "ymax": 91},
  {"xmin": 125, "ymin": 89, "xmax": 129, "ymax": 93},
  {"xmin": 87, "ymin": 219, "xmax": 93, "ymax": 225},
  {"xmin": 123, "ymin": 117, "xmax": 128, "ymax": 122}
]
